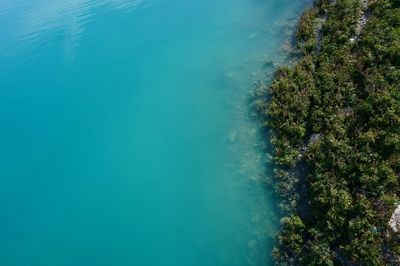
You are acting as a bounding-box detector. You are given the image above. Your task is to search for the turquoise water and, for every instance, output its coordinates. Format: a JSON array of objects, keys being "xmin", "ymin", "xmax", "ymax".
[{"xmin": 0, "ymin": 0, "xmax": 307, "ymax": 265}]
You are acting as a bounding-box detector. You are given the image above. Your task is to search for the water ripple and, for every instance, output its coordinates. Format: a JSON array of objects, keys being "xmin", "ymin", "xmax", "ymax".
[{"xmin": 1, "ymin": 0, "xmax": 145, "ymax": 62}]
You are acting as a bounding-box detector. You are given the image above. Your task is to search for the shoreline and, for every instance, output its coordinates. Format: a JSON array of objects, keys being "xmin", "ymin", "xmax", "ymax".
[{"xmin": 257, "ymin": 0, "xmax": 400, "ymax": 264}]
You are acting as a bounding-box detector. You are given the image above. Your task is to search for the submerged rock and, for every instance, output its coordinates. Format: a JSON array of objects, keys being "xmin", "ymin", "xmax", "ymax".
[
  {"xmin": 265, "ymin": 153, "xmax": 274, "ymax": 163},
  {"xmin": 229, "ymin": 131, "xmax": 238, "ymax": 142},
  {"xmin": 248, "ymin": 239, "xmax": 257, "ymax": 248},
  {"xmin": 226, "ymin": 72, "xmax": 235, "ymax": 78},
  {"xmin": 264, "ymin": 61, "xmax": 274, "ymax": 69},
  {"xmin": 247, "ymin": 33, "xmax": 260, "ymax": 39}
]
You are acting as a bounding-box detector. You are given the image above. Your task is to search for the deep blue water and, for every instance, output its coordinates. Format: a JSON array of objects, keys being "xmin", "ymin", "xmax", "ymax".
[{"xmin": 0, "ymin": 0, "xmax": 307, "ymax": 265}]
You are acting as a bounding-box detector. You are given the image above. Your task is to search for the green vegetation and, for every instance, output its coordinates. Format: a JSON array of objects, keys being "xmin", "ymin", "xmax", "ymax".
[{"xmin": 257, "ymin": 0, "xmax": 400, "ymax": 264}]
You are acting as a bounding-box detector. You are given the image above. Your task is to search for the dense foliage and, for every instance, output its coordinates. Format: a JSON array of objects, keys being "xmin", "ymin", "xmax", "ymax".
[{"xmin": 258, "ymin": 0, "xmax": 400, "ymax": 264}]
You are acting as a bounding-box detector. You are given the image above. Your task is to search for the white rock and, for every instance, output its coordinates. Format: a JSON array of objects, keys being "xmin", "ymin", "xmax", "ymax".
[{"xmin": 389, "ymin": 204, "xmax": 400, "ymax": 233}]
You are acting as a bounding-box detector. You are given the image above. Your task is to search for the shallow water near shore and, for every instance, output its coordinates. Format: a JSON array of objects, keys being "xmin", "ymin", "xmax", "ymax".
[{"xmin": 0, "ymin": 0, "xmax": 307, "ymax": 265}]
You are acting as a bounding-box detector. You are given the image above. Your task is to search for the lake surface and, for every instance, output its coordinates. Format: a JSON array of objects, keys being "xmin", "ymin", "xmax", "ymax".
[{"xmin": 0, "ymin": 0, "xmax": 307, "ymax": 265}]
